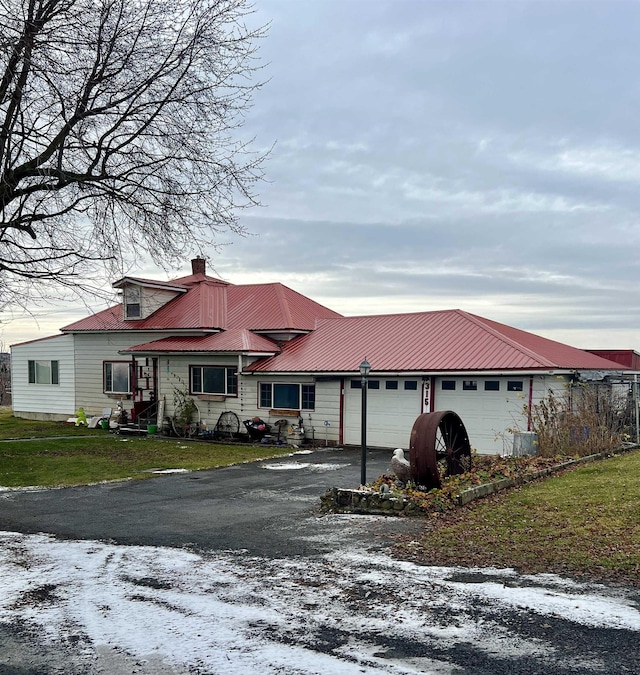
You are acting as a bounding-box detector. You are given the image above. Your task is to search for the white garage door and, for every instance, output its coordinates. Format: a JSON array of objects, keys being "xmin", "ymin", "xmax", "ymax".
[
  {"xmin": 434, "ymin": 377, "xmax": 529, "ymax": 454},
  {"xmin": 344, "ymin": 378, "xmax": 422, "ymax": 449}
]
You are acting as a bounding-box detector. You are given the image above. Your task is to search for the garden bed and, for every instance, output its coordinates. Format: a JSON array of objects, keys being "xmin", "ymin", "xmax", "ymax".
[{"xmin": 320, "ymin": 447, "xmax": 636, "ymax": 516}]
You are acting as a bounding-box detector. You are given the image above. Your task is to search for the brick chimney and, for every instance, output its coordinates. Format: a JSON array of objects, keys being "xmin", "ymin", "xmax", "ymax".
[{"xmin": 191, "ymin": 257, "xmax": 206, "ymax": 275}]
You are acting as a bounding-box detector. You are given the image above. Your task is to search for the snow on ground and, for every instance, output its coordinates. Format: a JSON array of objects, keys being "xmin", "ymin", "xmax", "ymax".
[{"xmin": 1, "ymin": 525, "xmax": 639, "ymax": 674}]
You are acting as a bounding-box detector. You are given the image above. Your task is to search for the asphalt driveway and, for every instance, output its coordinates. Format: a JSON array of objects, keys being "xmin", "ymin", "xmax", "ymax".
[
  {"xmin": 0, "ymin": 445, "xmax": 419, "ymax": 556},
  {"xmin": 1, "ymin": 445, "xmax": 639, "ymax": 675}
]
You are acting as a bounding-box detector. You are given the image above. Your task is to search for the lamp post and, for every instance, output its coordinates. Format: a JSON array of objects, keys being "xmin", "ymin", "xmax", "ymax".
[{"xmin": 359, "ymin": 358, "xmax": 371, "ymax": 486}]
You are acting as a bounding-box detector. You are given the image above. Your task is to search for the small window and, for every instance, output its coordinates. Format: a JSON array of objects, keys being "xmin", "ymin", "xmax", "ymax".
[
  {"xmin": 367, "ymin": 380, "xmax": 380, "ymax": 390},
  {"xmin": 441, "ymin": 380, "xmax": 456, "ymax": 390},
  {"xmin": 28, "ymin": 360, "xmax": 59, "ymax": 385},
  {"xmin": 484, "ymin": 381, "xmax": 500, "ymax": 391},
  {"xmin": 385, "ymin": 381, "xmax": 398, "ymax": 390},
  {"xmin": 463, "ymin": 380, "xmax": 478, "ymax": 391},
  {"xmin": 507, "ymin": 380, "xmax": 524, "ymax": 392},
  {"xmin": 104, "ymin": 361, "xmax": 131, "ymax": 394},
  {"xmin": 404, "ymin": 380, "xmax": 418, "ymax": 390},
  {"xmin": 124, "ymin": 286, "xmax": 141, "ymax": 319},
  {"xmin": 350, "ymin": 379, "xmax": 362, "ymax": 389}
]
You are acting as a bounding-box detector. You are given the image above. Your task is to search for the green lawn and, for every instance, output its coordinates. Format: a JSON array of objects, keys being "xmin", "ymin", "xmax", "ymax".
[
  {"xmin": 399, "ymin": 449, "xmax": 640, "ymax": 585},
  {"xmin": 0, "ymin": 407, "xmax": 292, "ymax": 487},
  {"xmin": 0, "ymin": 406, "xmax": 96, "ymax": 440}
]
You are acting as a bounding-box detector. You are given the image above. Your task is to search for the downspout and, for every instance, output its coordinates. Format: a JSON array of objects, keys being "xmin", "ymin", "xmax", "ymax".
[
  {"xmin": 339, "ymin": 377, "xmax": 345, "ymax": 445},
  {"xmin": 527, "ymin": 376, "xmax": 534, "ymax": 431}
]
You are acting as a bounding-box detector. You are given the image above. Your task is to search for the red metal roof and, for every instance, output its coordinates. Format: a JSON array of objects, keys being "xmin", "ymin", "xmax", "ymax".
[
  {"xmin": 226, "ymin": 283, "xmax": 342, "ymax": 331},
  {"xmin": 585, "ymin": 350, "xmax": 640, "ymax": 370},
  {"xmin": 246, "ymin": 310, "xmax": 628, "ymax": 373},
  {"xmin": 62, "ymin": 276, "xmax": 341, "ymax": 333},
  {"xmin": 123, "ymin": 329, "xmax": 280, "ymax": 354}
]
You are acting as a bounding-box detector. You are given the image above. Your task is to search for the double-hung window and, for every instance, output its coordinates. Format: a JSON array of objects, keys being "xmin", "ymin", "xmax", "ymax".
[
  {"xmin": 259, "ymin": 383, "xmax": 315, "ymax": 410},
  {"xmin": 104, "ymin": 361, "xmax": 132, "ymax": 394},
  {"xmin": 124, "ymin": 286, "xmax": 141, "ymax": 319},
  {"xmin": 28, "ymin": 360, "xmax": 59, "ymax": 385},
  {"xmin": 190, "ymin": 366, "xmax": 237, "ymax": 396}
]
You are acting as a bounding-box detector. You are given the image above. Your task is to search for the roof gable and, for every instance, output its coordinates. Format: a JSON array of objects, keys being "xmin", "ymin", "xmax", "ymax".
[{"xmin": 246, "ymin": 310, "xmax": 628, "ymax": 373}]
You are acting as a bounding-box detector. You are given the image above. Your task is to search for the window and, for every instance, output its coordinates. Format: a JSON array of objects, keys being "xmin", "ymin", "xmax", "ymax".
[
  {"xmin": 404, "ymin": 381, "xmax": 418, "ymax": 391},
  {"xmin": 104, "ymin": 361, "xmax": 131, "ymax": 394},
  {"xmin": 385, "ymin": 381, "xmax": 398, "ymax": 390},
  {"xmin": 260, "ymin": 383, "xmax": 315, "ymax": 410},
  {"xmin": 507, "ymin": 380, "xmax": 524, "ymax": 392},
  {"xmin": 124, "ymin": 286, "xmax": 141, "ymax": 319},
  {"xmin": 484, "ymin": 381, "xmax": 500, "ymax": 391},
  {"xmin": 350, "ymin": 380, "xmax": 378, "ymax": 390},
  {"xmin": 190, "ymin": 366, "xmax": 237, "ymax": 396},
  {"xmin": 463, "ymin": 380, "xmax": 478, "ymax": 391},
  {"xmin": 28, "ymin": 360, "xmax": 59, "ymax": 385},
  {"xmin": 442, "ymin": 380, "xmax": 456, "ymax": 390}
]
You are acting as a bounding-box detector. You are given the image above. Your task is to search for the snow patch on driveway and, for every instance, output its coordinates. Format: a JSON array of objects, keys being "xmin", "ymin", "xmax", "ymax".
[{"xmin": 1, "ymin": 530, "xmax": 639, "ymax": 674}]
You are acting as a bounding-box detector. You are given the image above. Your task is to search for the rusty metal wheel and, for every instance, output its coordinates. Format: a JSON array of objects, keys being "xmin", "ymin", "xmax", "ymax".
[{"xmin": 409, "ymin": 411, "xmax": 472, "ymax": 489}]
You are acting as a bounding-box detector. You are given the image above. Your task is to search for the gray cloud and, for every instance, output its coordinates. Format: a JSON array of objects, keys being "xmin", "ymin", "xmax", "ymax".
[{"xmin": 4, "ymin": 0, "xmax": 640, "ymax": 350}]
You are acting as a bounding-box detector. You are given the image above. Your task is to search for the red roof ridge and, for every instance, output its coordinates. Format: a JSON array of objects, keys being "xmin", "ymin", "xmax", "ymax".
[
  {"xmin": 170, "ymin": 272, "xmax": 231, "ymax": 287},
  {"xmin": 274, "ymin": 283, "xmax": 294, "ymax": 327}
]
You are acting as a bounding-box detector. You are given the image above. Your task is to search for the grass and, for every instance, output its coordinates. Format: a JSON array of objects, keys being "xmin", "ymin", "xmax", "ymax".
[
  {"xmin": 0, "ymin": 406, "xmax": 96, "ymax": 440},
  {"xmin": 397, "ymin": 449, "xmax": 640, "ymax": 585},
  {"xmin": 0, "ymin": 407, "xmax": 292, "ymax": 487}
]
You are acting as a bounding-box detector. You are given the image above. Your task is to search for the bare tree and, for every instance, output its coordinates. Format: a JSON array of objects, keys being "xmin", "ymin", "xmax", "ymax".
[
  {"xmin": 0, "ymin": 0, "xmax": 267, "ymax": 311},
  {"xmin": 0, "ymin": 339, "xmax": 9, "ymax": 405}
]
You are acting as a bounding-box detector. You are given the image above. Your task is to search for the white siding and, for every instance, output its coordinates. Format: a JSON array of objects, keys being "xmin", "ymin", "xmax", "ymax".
[
  {"xmin": 140, "ymin": 287, "xmax": 182, "ymax": 319},
  {"xmin": 158, "ymin": 354, "xmax": 242, "ymax": 428},
  {"xmin": 72, "ymin": 332, "xmax": 176, "ymax": 417},
  {"xmin": 11, "ymin": 334, "xmax": 76, "ymax": 419},
  {"xmin": 307, "ymin": 380, "xmax": 342, "ymax": 445}
]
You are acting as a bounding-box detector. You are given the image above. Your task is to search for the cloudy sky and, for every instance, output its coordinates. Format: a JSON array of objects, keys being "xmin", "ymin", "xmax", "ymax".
[{"xmin": 4, "ymin": 0, "xmax": 640, "ymax": 349}]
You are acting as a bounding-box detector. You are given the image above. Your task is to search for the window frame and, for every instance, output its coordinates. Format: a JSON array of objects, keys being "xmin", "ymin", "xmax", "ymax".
[
  {"xmin": 190, "ymin": 365, "xmax": 238, "ymax": 397},
  {"xmin": 507, "ymin": 380, "xmax": 524, "ymax": 392},
  {"xmin": 441, "ymin": 380, "xmax": 456, "ymax": 390},
  {"xmin": 259, "ymin": 382, "xmax": 316, "ymax": 411},
  {"xmin": 484, "ymin": 380, "xmax": 500, "ymax": 391},
  {"xmin": 124, "ymin": 285, "xmax": 141, "ymax": 319},
  {"xmin": 28, "ymin": 360, "xmax": 59, "ymax": 385},
  {"xmin": 103, "ymin": 361, "xmax": 132, "ymax": 394},
  {"xmin": 463, "ymin": 380, "xmax": 478, "ymax": 391}
]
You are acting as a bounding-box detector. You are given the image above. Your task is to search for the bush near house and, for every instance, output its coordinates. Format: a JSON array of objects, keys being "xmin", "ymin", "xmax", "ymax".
[{"xmin": 523, "ymin": 383, "xmax": 631, "ymax": 457}]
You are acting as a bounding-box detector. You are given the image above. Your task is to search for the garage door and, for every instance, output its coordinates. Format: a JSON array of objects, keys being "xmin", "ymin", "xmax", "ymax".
[
  {"xmin": 343, "ymin": 378, "xmax": 422, "ymax": 449},
  {"xmin": 434, "ymin": 377, "xmax": 528, "ymax": 454}
]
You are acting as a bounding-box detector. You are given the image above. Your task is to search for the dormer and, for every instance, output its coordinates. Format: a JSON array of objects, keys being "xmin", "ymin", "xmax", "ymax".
[{"xmin": 113, "ymin": 277, "xmax": 188, "ymax": 321}]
